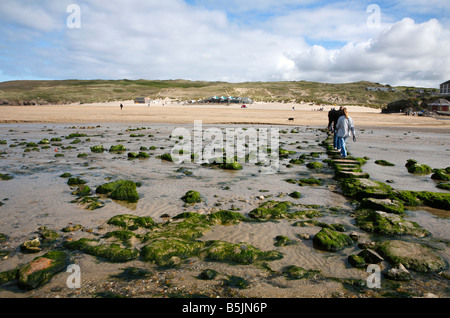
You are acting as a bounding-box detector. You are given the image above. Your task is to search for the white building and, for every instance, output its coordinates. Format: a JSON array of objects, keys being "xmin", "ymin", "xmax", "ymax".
[{"xmin": 440, "ymin": 80, "xmax": 450, "ymax": 95}]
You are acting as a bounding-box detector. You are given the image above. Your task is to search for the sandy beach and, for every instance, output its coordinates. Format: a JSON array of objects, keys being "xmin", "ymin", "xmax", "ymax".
[
  {"xmin": 1, "ymin": 101, "xmax": 449, "ymax": 130},
  {"xmin": 0, "ymin": 101, "xmax": 449, "ymax": 299}
]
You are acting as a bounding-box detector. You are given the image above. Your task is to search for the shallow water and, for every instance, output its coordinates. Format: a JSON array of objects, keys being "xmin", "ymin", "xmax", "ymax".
[{"xmin": 0, "ymin": 123, "xmax": 449, "ymax": 296}]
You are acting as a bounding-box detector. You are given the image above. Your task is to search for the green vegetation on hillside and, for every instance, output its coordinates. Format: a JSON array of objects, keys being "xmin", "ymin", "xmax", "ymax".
[{"xmin": 0, "ymin": 79, "xmax": 434, "ymax": 108}]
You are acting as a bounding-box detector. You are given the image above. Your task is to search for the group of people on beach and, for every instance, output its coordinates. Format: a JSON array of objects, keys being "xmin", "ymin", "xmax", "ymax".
[{"xmin": 328, "ymin": 106, "xmax": 356, "ymax": 158}]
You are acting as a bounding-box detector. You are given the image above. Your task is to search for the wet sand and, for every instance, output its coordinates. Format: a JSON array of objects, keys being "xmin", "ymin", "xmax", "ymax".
[{"xmin": 0, "ymin": 104, "xmax": 449, "ymax": 299}]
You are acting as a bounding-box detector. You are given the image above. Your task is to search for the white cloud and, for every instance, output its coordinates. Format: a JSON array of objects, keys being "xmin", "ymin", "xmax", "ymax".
[
  {"xmin": 284, "ymin": 18, "xmax": 450, "ymax": 87},
  {"xmin": 0, "ymin": 0, "xmax": 449, "ymax": 87}
]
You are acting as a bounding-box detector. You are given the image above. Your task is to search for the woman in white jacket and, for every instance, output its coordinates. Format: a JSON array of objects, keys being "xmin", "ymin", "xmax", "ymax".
[{"xmin": 335, "ymin": 108, "xmax": 356, "ymax": 157}]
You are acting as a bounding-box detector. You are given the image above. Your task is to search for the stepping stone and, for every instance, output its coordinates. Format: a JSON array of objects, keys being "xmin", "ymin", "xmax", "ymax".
[
  {"xmin": 335, "ymin": 164, "xmax": 361, "ymax": 170},
  {"xmin": 336, "ymin": 171, "xmax": 370, "ymax": 179},
  {"xmin": 332, "ymin": 159, "xmax": 361, "ymax": 165}
]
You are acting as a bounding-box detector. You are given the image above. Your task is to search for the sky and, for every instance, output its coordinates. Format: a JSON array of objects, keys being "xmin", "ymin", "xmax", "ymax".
[{"xmin": 0, "ymin": 0, "xmax": 449, "ymax": 87}]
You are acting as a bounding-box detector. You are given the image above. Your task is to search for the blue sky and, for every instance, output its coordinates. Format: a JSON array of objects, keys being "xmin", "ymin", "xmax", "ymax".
[{"xmin": 0, "ymin": 0, "xmax": 449, "ymax": 87}]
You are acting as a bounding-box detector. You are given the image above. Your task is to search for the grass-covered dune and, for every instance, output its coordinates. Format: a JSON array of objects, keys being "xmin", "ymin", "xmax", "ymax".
[{"xmin": 0, "ymin": 79, "xmax": 433, "ymax": 108}]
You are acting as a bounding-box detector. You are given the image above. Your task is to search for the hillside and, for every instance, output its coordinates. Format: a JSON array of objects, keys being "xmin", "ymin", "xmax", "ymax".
[{"xmin": 0, "ymin": 79, "xmax": 436, "ymax": 108}]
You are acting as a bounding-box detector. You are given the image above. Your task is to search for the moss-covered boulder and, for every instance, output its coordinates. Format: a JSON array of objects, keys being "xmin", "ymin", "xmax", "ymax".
[
  {"xmin": 67, "ymin": 177, "xmax": 87, "ymax": 186},
  {"xmin": 306, "ymin": 161, "xmax": 324, "ymax": 169},
  {"xmin": 378, "ymin": 240, "xmax": 446, "ymax": 272},
  {"xmin": 355, "ymin": 210, "xmax": 429, "ymax": 237},
  {"xmin": 198, "ymin": 269, "xmax": 219, "ymax": 280},
  {"xmin": 71, "ymin": 184, "xmax": 91, "ymax": 197},
  {"xmin": 414, "ymin": 191, "xmax": 450, "ymax": 210},
  {"xmin": 37, "ymin": 226, "xmax": 60, "ymax": 242},
  {"xmin": 436, "ymin": 183, "xmax": 450, "ymax": 191},
  {"xmin": 360, "ymin": 197, "xmax": 405, "ymax": 215},
  {"xmin": 405, "ymin": 159, "xmax": 432, "ymax": 174},
  {"xmin": 203, "ymin": 240, "xmax": 282, "ymax": 265},
  {"xmin": 90, "ymin": 145, "xmax": 106, "ymax": 153},
  {"xmin": 248, "ymin": 201, "xmax": 293, "ymax": 220},
  {"xmin": 181, "ymin": 190, "xmax": 202, "ymax": 204},
  {"xmin": 141, "ymin": 238, "xmax": 204, "ymax": 267},
  {"xmin": 107, "ymin": 214, "xmax": 156, "ymax": 230},
  {"xmin": 431, "ymin": 169, "xmax": 450, "ymax": 181},
  {"xmin": 96, "ymin": 180, "xmax": 140, "ymax": 202},
  {"xmin": 17, "ymin": 251, "xmax": 67, "ymax": 290},
  {"xmin": 222, "ymin": 161, "xmax": 243, "ymax": 170},
  {"xmin": 159, "ymin": 153, "xmax": 174, "ymax": 162},
  {"xmin": 63, "ymin": 238, "xmax": 139, "ymax": 262},
  {"xmin": 348, "ymin": 254, "xmax": 366, "ymax": 268},
  {"xmin": 312, "ymin": 228, "xmax": 353, "ymax": 252},
  {"xmin": 109, "ymin": 144, "xmax": 126, "ymax": 152},
  {"xmin": 274, "ymin": 235, "xmax": 294, "ymax": 247},
  {"xmin": 283, "ymin": 265, "xmax": 320, "ymax": 279},
  {"xmin": 128, "ymin": 152, "xmax": 150, "ymax": 159},
  {"xmin": 340, "ymin": 178, "xmax": 392, "ymax": 200},
  {"xmin": 289, "ymin": 191, "xmax": 302, "ymax": 199},
  {"xmin": 0, "ymin": 268, "xmax": 18, "ymax": 286}
]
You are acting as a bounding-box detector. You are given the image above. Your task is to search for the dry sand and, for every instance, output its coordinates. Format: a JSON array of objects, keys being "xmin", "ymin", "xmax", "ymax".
[{"xmin": 1, "ymin": 101, "xmax": 449, "ymax": 130}]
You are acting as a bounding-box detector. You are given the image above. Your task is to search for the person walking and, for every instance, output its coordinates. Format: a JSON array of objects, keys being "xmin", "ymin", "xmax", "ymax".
[
  {"xmin": 335, "ymin": 107, "xmax": 356, "ymax": 158},
  {"xmin": 328, "ymin": 107, "xmax": 344, "ymax": 149},
  {"xmin": 120, "ymin": 103, "xmax": 123, "ymax": 110}
]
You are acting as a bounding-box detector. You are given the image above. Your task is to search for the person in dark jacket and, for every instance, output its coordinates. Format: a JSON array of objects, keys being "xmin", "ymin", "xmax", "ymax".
[{"xmin": 328, "ymin": 107, "xmax": 344, "ymax": 149}]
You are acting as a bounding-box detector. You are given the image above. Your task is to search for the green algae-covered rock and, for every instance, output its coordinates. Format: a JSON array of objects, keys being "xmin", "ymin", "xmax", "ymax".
[
  {"xmin": 415, "ymin": 191, "xmax": 450, "ymax": 210},
  {"xmin": 375, "ymin": 160, "xmax": 395, "ymax": 166},
  {"xmin": 107, "ymin": 214, "xmax": 156, "ymax": 230},
  {"xmin": 355, "ymin": 210, "xmax": 429, "ymax": 237},
  {"xmin": 431, "ymin": 169, "xmax": 450, "ymax": 181},
  {"xmin": 405, "ymin": 159, "xmax": 432, "ymax": 174},
  {"xmin": 340, "ymin": 178, "xmax": 392, "ymax": 200},
  {"xmin": 64, "ymin": 238, "xmax": 139, "ymax": 262},
  {"xmin": 378, "ymin": 240, "xmax": 446, "ymax": 272},
  {"xmin": 312, "ymin": 228, "xmax": 353, "ymax": 252},
  {"xmin": 274, "ymin": 235, "xmax": 294, "ymax": 247},
  {"xmin": 437, "ymin": 183, "xmax": 450, "ymax": 191},
  {"xmin": 198, "ymin": 269, "xmax": 219, "ymax": 280},
  {"xmin": 18, "ymin": 251, "xmax": 67, "ymax": 290},
  {"xmin": 0, "ymin": 268, "xmax": 18, "ymax": 286},
  {"xmin": 67, "ymin": 177, "xmax": 87, "ymax": 186},
  {"xmin": 181, "ymin": 190, "xmax": 202, "ymax": 204},
  {"xmin": 306, "ymin": 161, "xmax": 324, "ymax": 169},
  {"xmin": 96, "ymin": 180, "xmax": 140, "ymax": 202},
  {"xmin": 38, "ymin": 226, "xmax": 60, "ymax": 242},
  {"xmin": 90, "ymin": 145, "xmax": 105, "ymax": 153},
  {"xmin": 203, "ymin": 240, "xmax": 282, "ymax": 265},
  {"xmin": 71, "ymin": 184, "xmax": 91, "ymax": 197},
  {"xmin": 348, "ymin": 254, "xmax": 366, "ymax": 268},
  {"xmin": 283, "ymin": 265, "xmax": 320, "ymax": 279},
  {"xmin": 0, "ymin": 173, "xmax": 13, "ymax": 181},
  {"xmin": 159, "ymin": 153, "xmax": 174, "ymax": 162},
  {"xmin": 248, "ymin": 201, "xmax": 293, "ymax": 220},
  {"xmin": 222, "ymin": 161, "xmax": 243, "ymax": 170},
  {"xmin": 289, "ymin": 191, "xmax": 302, "ymax": 199},
  {"xmin": 109, "ymin": 144, "xmax": 126, "ymax": 152},
  {"xmin": 141, "ymin": 238, "xmax": 204, "ymax": 267},
  {"xmin": 360, "ymin": 197, "xmax": 405, "ymax": 215}
]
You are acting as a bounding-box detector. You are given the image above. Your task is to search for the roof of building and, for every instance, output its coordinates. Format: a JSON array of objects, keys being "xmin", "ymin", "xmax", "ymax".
[
  {"xmin": 429, "ymin": 98, "xmax": 450, "ymax": 105},
  {"xmin": 441, "ymin": 80, "xmax": 450, "ymax": 85}
]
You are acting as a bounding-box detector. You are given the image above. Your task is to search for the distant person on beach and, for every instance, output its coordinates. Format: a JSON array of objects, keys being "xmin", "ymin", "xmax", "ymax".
[
  {"xmin": 120, "ymin": 103, "xmax": 123, "ymax": 110},
  {"xmin": 335, "ymin": 107, "xmax": 356, "ymax": 158}
]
